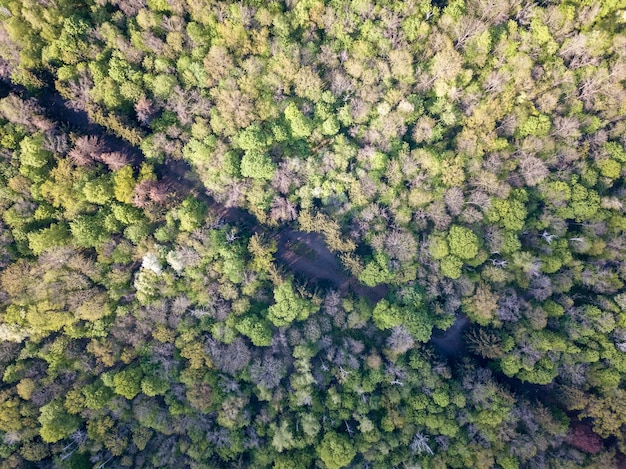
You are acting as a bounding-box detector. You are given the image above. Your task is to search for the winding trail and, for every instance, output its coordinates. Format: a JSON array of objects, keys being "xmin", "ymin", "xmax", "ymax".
[{"xmin": 0, "ymin": 76, "xmax": 467, "ymax": 354}]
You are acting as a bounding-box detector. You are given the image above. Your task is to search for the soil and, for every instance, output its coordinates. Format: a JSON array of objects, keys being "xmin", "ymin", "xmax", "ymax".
[
  {"xmin": 0, "ymin": 76, "xmax": 460, "ymax": 351},
  {"xmin": 430, "ymin": 316, "xmax": 470, "ymax": 356}
]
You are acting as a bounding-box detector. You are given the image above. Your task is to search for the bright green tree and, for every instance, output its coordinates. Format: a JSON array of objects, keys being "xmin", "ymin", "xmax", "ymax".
[
  {"xmin": 27, "ymin": 223, "xmax": 71, "ymax": 254},
  {"xmin": 20, "ymin": 134, "xmax": 51, "ymax": 168},
  {"xmin": 240, "ymin": 151, "xmax": 276, "ymax": 180},
  {"xmin": 178, "ymin": 197, "xmax": 207, "ymax": 231},
  {"xmin": 39, "ymin": 400, "xmax": 81, "ymax": 443},
  {"xmin": 285, "ymin": 102, "xmax": 313, "ymax": 139},
  {"xmin": 316, "ymin": 432, "xmax": 356, "ymax": 469},
  {"xmin": 113, "ymin": 165, "xmax": 136, "ymax": 203},
  {"xmin": 236, "ymin": 316, "xmax": 273, "ymax": 346},
  {"xmin": 83, "ymin": 176, "xmax": 114, "ymax": 204},
  {"xmin": 447, "ymin": 225, "xmax": 479, "ymax": 260},
  {"xmin": 113, "ymin": 366, "xmax": 143, "ymax": 400},
  {"xmin": 267, "ymin": 281, "xmax": 318, "ymax": 327},
  {"xmin": 70, "ymin": 214, "xmax": 108, "ymax": 247}
]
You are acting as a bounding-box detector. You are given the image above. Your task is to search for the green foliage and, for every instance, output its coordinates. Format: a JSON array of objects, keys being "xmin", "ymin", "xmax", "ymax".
[
  {"xmin": 19, "ymin": 134, "xmax": 51, "ymax": 168},
  {"xmin": 372, "ymin": 299, "xmax": 403, "ymax": 330},
  {"xmin": 284, "ymin": 103, "xmax": 313, "ymax": 139},
  {"xmin": 236, "ymin": 315, "xmax": 273, "ymax": 346},
  {"xmin": 240, "ymin": 151, "xmax": 276, "ymax": 180},
  {"xmin": 178, "ymin": 197, "xmax": 207, "ymax": 231},
  {"xmin": 517, "ymin": 114, "xmax": 551, "ymax": 138},
  {"xmin": 70, "ymin": 214, "xmax": 108, "ymax": 247},
  {"xmin": 113, "ymin": 366, "xmax": 143, "ymax": 400},
  {"xmin": 39, "ymin": 401, "xmax": 80, "ymax": 443},
  {"xmin": 83, "ymin": 177, "xmax": 114, "ymax": 204},
  {"xmin": 113, "ymin": 165, "xmax": 136, "ymax": 204},
  {"xmin": 447, "ymin": 226, "xmax": 479, "ymax": 260},
  {"xmin": 358, "ymin": 252, "xmax": 394, "ymax": 286},
  {"xmin": 27, "ymin": 223, "xmax": 70, "ymax": 254},
  {"xmin": 267, "ymin": 281, "xmax": 318, "ymax": 327},
  {"xmin": 486, "ymin": 199, "xmax": 527, "ymax": 232},
  {"xmin": 3, "ymin": 1, "xmax": 626, "ymax": 467},
  {"xmin": 440, "ymin": 255, "xmax": 463, "ymax": 279},
  {"xmin": 316, "ymin": 432, "xmax": 356, "ymax": 469}
]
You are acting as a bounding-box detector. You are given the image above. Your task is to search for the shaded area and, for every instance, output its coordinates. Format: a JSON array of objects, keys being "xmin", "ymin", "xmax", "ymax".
[
  {"xmin": 165, "ymin": 159, "xmax": 390, "ymax": 304},
  {"xmin": 1, "ymin": 76, "xmax": 454, "ymax": 347},
  {"xmin": 430, "ymin": 315, "xmax": 470, "ymax": 356},
  {"xmin": 0, "ymin": 76, "xmax": 142, "ymax": 160}
]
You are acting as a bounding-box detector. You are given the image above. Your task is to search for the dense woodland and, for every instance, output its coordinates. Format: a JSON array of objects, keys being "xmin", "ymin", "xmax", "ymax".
[{"xmin": 0, "ymin": 0, "xmax": 626, "ymax": 467}]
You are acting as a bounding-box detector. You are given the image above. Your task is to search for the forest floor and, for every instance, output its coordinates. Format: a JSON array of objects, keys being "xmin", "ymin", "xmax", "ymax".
[{"xmin": 1, "ymin": 76, "xmax": 466, "ymax": 354}]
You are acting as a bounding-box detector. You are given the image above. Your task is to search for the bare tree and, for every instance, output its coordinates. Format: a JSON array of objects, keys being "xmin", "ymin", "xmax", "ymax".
[
  {"xmin": 387, "ymin": 326, "xmax": 415, "ymax": 354},
  {"xmin": 444, "ymin": 187, "xmax": 465, "ymax": 216},
  {"xmin": 135, "ymin": 96, "xmax": 157, "ymax": 126},
  {"xmin": 384, "ymin": 229, "xmax": 418, "ymax": 262},
  {"xmin": 270, "ymin": 197, "xmax": 297, "ymax": 222},
  {"xmin": 69, "ymin": 135, "xmax": 104, "ymax": 167},
  {"xmin": 410, "ymin": 432, "xmax": 434, "ymax": 455},
  {"xmin": 99, "ymin": 151, "xmax": 130, "ymax": 170},
  {"xmin": 519, "ymin": 154, "xmax": 548, "ymax": 186}
]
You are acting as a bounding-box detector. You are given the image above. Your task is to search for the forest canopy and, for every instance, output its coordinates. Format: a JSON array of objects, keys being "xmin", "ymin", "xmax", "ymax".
[{"xmin": 0, "ymin": 0, "xmax": 626, "ymax": 468}]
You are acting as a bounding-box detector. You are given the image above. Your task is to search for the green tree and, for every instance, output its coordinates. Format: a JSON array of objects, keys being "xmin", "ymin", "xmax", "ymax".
[
  {"xmin": 236, "ymin": 316, "xmax": 273, "ymax": 346},
  {"xmin": 486, "ymin": 199, "xmax": 527, "ymax": 232},
  {"xmin": 83, "ymin": 176, "xmax": 114, "ymax": 204},
  {"xmin": 113, "ymin": 366, "xmax": 143, "ymax": 400},
  {"xmin": 39, "ymin": 400, "xmax": 80, "ymax": 443},
  {"xmin": 447, "ymin": 225, "xmax": 479, "ymax": 260},
  {"xmin": 113, "ymin": 165, "xmax": 136, "ymax": 203},
  {"xmin": 70, "ymin": 214, "xmax": 108, "ymax": 247},
  {"xmin": 240, "ymin": 151, "xmax": 276, "ymax": 180},
  {"xmin": 285, "ymin": 102, "xmax": 312, "ymax": 139},
  {"xmin": 440, "ymin": 255, "xmax": 463, "ymax": 279},
  {"xmin": 27, "ymin": 223, "xmax": 71, "ymax": 254},
  {"xmin": 178, "ymin": 197, "xmax": 207, "ymax": 231},
  {"xmin": 372, "ymin": 299, "xmax": 403, "ymax": 330},
  {"xmin": 358, "ymin": 252, "xmax": 394, "ymax": 286},
  {"xmin": 316, "ymin": 432, "xmax": 356, "ymax": 469},
  {"xmin": 267, "ymin": 281, "xmax": 318, "ymax": 327},
  {"xmin": 19, "ymin": 134, "xmax": 51, "ymax": 168}
]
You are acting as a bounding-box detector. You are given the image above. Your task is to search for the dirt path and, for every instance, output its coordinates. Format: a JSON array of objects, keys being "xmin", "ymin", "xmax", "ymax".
[
  {"xmin": 2, "ymin": 76, "xmax": 463, "ymax": 350},
  {"xmin": 164, "ymin": 159, "xmax": 389, "ymax": 303}
]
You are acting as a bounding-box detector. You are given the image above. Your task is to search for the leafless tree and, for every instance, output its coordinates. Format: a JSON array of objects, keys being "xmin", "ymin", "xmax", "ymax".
[
  {"xmin": 249, "ymin": 356, "xmax": 287, "ymax": 389},
  {"xmin": 206, "ymin": 337, "xmax": 251, "ymax": 375},
  {"xmin": 0, "ymin": 94, "xmax": 43, "ymax": 131},
  {"xmin": 495, "ymin": 113, "xmax": 518, "ymax": 137},
  {"xmin": 43, "ymin": 133, "xmax": 70, "ymax": 154},
  {"xmin": 112, "ymin": 0, "xmax": 147, "ymax": 16},
  {"xmin": 387, "ymin": 326, "xmax": 415, "ymax": 354},
  {"xmin": 529, "ymin": 274, "xmax": 553, "ymax": 301},
  {"xmin": 69, "ymin": 135, "xmax": 104, "ymax": 167},
  {"xmin": 552, "ymin": 116, "xmax": 581, "ymax": 141},
  {"xmin": 132, "ymin": 180, "xmax": 171, "ymax": 208},
  {"xmin": 426, "ymin": 201, "xmax": 452, "ymax": 230},
  {"xmin": 453, "ymin": 17, "xmax": 487, "ymax": 50},
  {"xmin": 99, "ymin": 151, "xmax": 130, "ymax": 170},
  {"xmin": 270, "ymin": 197, "xmax": 297, "ymax": 222},
  {"xmin": 165, "ymin": 87, "xmax": 211, "ymax": 126},
  {"xmin": 410, "ymin": 432, "xmax": 434, "ymax": 455},
  {"xmin": 467, "ymin": 191, "xmax": 491, "ymax": 211},
  {"xmin": 444, "ymin": 187, "xmax": 465, "ymax": 216},
  {"xmin": 483, "ymin": 70, "xmax": 509, "ymax": 94},
  {"xmin": 135, "ymin": 96, "xmax": 157, "ymax": 126},
  {"xmin": 519, "ymin": 154, "xmax": 548, "ymax": 186}
]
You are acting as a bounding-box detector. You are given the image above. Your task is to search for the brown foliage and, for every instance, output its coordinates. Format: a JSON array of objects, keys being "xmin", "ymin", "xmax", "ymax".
[
  {"xmin": 69, "ymin": 136, "xmax": 104, "ymax": 167},
  {"xmin": 135, "ymin": 96, "xmax": 157, "ymax": 126},
  {"xmin": 99, "ymin": 152, "xmax": 130, "ymax": 170},
  {"xmin": 566, "ymin": 423, "xmax": 602, "ymax": 454},
  {"xmin": 132, "ymin": 180, "xmax": 172, "ymax": 208}
]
